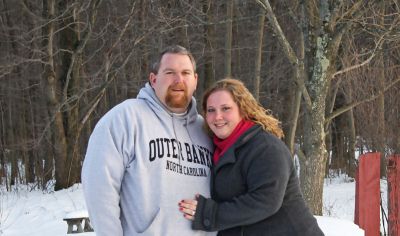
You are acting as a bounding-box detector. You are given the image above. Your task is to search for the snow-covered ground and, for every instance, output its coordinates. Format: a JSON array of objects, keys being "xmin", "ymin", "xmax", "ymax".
[{"xmin": 1, "ymin": 175, "xmax": 386, "ymax": 235}]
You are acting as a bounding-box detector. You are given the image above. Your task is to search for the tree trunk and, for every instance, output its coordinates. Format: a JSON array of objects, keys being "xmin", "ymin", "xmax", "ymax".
[
  {"xmin": 301, "ymin": 99, "xmax": 328, "ymax": 214},
  {"xmin": 21, "ymin": 85, "xmax": 34, "ymax": 184},
  {"xmin": 59, "ymin": 0, "xmax": 83, "ymax": 187},
  {"xmin": 224, "ymin": 0, "xmax": 233, "ymax": 77},
  {"xmin": 42, "ymin": 138, "xmax": 54, "ymax": 189},
  {"xmin": 331, "ymin": 121, "xmax": 346, "ymax": 172},
  {"xmin": 284, "ymin": 6, "xmax": 306, "ymax": 155},
  {"xmin": 202, "ymin": 0, "xmax": 215, "ymax": 90},
  {"xmin": 42, "ymin": 0, "xmax": 69, "ymax": 190},
  {"xmin": 285, "ymin": 85, "xmax": 302, "ymax": 155},
  {"xmin": 0, "ymin": 101, "xmax": 6, "ymax": 187},
  {"xmin": 325, "ymin": 79, "xmax": 341, "ymax": 175},
  {"xmin": 301, "ymin": 25, "xmax": 333, "ymax": 214},
  {"xmin": 376, "ymin": 52, "xmax": 386, "ymax": 177},
  {"xmin": 3, "ymin": 0, "xmax": 24, "ymax": 187},
  {"xmin": 346, "ymin": 96, "xmax": 356, "ymax": 177},
  {"xmin": 253, "ymin": 8, "xmax": 265, "ymax": 101},
  {"xmin": 9, "ymin": 100, "xmax": 18, "ymax": 185},
  {"xmin": 26, "ymin": 89, "xmax": 37, "ymax": 184}
]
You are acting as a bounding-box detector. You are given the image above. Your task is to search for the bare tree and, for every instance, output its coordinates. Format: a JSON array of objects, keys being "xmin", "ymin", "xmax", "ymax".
[{"xmin": 256, "ymin": 0, "xmax": 400, "ymax": 213}]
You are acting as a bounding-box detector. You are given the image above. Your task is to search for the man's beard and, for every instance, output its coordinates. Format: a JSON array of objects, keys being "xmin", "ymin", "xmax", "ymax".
[{"xmin": 165, "ymin": 84, "xmax": 190, "ymax": 109}]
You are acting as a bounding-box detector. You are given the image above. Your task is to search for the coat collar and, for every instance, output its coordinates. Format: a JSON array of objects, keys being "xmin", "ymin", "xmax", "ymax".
[{"xmin": 213, "ymin": 125, "xmax": 262, "ymax": 173}]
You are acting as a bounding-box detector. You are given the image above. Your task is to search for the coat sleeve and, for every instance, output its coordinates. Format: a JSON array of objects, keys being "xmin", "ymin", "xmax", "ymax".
[
  {"xmin": 81, "ymin": 108, "xmax": 133, "ymax": 236},
  {"xmin": 193, "ymin": 136, "xmax": 292, "ymax": 231}
]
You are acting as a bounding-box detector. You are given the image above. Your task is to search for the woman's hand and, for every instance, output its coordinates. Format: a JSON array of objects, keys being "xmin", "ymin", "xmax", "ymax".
[{"xmin": 179, "ymin": 197, "xmax": 198, "ymax": 220}]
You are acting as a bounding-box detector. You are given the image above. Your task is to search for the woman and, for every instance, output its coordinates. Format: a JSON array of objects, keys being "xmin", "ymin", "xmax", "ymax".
[{"xmin": 178, "ymin": 78, "xmax": 324, "ymax": 235}]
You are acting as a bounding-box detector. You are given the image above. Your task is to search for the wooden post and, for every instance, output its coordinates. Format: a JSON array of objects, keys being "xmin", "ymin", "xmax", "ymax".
[
  {"xmin": 388, "ymin": 155, "xmax": 400, "ymax": 236},
  {"xmin": 354, "ymin": 152, "xmax": 380, "ymax": 236}
]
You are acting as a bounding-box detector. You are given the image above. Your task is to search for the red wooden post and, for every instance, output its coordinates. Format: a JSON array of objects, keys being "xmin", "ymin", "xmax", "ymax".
[
  {"xmin": 388, "ymin": 155, "xmax": 400, "ymax": 236},
  {"xmin": 354, "ymin": 152, "xmax": 381, "ymax": 236}
]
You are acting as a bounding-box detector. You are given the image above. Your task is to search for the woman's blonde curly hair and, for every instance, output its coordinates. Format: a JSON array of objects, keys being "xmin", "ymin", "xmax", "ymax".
[{"xmin": 202, "ymin": 77, "xmax": 284, "ymax": 139}]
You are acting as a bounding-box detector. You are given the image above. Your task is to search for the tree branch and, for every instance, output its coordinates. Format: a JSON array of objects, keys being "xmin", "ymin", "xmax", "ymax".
[
  {"xmin": 256, "ymin": 0, "xmax": 312, "ymax": 111},
  {"xmin": 325, "ymin": 76, "xmax": 400, "ymax": 125},
  {"xmin": 20, "ymin": 0, "xmax": 44, "ymax": 22},
  {"xmin": 62, "ymin": 0, "xmax": 103, "ymax": 104},
  {"xmin": 332, "ymin": 33, "xmax": 385, "ymax": 78},
  {"xmin": 332, "ymin": 4, "xmax": 397, "ymax": 79},
  {"xmin": 329, "ymin": 1, "xmax": 365, "ymax": 53}
]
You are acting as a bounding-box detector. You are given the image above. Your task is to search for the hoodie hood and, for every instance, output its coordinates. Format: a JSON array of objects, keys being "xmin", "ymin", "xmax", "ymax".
[{"xmin": 137, "ymin": 82, "xmax": 198, "ymax": 124}]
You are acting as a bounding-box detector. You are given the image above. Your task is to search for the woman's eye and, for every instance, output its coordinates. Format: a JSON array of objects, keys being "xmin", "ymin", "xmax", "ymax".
[
  {"xmin": 207, "ymin": 108, "xmax": 215, "ymax": 113},
  {"xmin": 222, "ymin": 107, "xmax": 231, "ymax": 111}
]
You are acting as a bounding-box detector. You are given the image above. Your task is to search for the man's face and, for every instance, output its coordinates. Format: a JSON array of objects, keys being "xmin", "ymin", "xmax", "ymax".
[{"xmin": 150, "ymin": 53, "xmax": 198, "ymax": 113}]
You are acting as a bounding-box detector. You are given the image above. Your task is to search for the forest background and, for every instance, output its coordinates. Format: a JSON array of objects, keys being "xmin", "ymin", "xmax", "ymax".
[{"xmin": 0, "ymin": 0, "xmax": 399, "ymax": 215}]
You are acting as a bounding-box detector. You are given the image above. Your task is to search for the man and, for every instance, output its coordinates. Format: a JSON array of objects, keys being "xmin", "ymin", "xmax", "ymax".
[{"xmin": 82, "ymin": 45, "xmax": 215, "ymax": 236}]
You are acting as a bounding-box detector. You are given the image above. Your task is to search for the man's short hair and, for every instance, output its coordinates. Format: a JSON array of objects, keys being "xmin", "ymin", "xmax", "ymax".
[{"xmin": 151, "ymin": 45, "xmax": 196, "ymax": 74}]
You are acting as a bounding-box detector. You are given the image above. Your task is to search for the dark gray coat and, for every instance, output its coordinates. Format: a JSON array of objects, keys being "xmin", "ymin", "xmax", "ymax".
[{"xmin": 193, "ymin": 125, "xmax": 324, "ymax": 236}]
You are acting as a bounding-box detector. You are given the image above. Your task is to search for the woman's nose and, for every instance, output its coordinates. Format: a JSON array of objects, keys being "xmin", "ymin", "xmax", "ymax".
[{"xmin": 215, "ymin": 110, "xmax": 223, "ymax": 120}]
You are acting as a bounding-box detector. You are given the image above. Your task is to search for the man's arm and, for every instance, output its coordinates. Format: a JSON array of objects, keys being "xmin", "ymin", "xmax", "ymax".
[{"xmin": 82, "ymin": 115, "xmax": 128, "ymax": 236}]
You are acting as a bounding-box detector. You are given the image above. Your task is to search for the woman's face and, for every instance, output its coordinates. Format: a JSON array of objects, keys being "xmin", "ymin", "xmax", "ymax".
[{"xmin": 206, "ymin": 90, "xmax": 242, "ymax": 139}]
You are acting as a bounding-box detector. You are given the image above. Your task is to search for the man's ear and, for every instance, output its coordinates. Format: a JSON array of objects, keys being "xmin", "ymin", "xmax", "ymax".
[
  {"xmin": 149, "ymin": 73, "xmax": 156, "ymax": 86},
  {"xmin": 194, "ymin": 73, "xmax": 198, "ymax": 86}
]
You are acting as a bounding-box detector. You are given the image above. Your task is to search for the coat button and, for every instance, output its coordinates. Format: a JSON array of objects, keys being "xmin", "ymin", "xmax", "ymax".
[{"xmin": 204, "ymin": 219, "xmax": 210, "ymax": 227}]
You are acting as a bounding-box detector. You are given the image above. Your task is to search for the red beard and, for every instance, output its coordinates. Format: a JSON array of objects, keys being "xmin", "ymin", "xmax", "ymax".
[{"xmin": 165, "ymin": 83, "xmax": 190, "ymax": 109}]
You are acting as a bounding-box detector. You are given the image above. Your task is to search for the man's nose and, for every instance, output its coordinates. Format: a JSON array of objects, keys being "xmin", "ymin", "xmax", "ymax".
[{"xmin": 174, "ymin": 73, "xmax": 185, "ymax": 83}]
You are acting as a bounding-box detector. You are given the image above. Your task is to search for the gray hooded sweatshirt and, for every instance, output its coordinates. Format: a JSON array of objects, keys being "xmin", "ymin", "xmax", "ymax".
[{"xmin": 82, "ymin": 83, "xmax": 216, "ymax": 236}]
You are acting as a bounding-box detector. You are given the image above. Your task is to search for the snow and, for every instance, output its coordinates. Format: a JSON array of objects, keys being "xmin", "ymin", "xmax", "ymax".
[
  {"xmin": 0, "ymin": 175, "xmax": 378, "ymax": 235},
  {"xmin": 64, "ymin": 210, "xmax": 89, "ymax": 219},
  {"xmin": 316, "ymin": 216, "xmax": 364, "ymax": 236}
]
